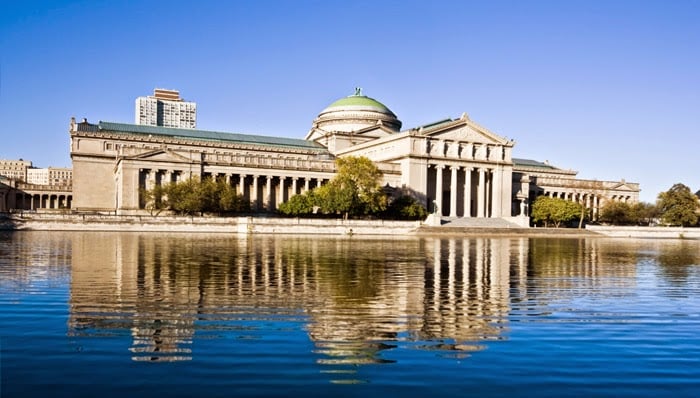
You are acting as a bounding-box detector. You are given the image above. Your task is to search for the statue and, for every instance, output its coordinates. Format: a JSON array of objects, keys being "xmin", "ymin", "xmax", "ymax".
[
  {"xmin": 432, "ymin": 200, "xmax": 439, "ymax": 214},
  {"xmin": 354, "ymin": 87, "xmax": 362, "ymax": 96}
]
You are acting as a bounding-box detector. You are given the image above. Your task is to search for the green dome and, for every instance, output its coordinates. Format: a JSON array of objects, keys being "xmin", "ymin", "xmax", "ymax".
[
  {"xmin": 312, "ymin": 89, "xmax": 402, "ymax": 133},
  {"xmin": 326, "ymin": 95, "xmax": 392, "ymax": 113}
]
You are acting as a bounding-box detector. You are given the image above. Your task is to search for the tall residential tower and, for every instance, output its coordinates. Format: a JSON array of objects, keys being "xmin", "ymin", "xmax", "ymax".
[{"xmin": 135, "ymin": 89, "xmax": 196, "ymax": 129}]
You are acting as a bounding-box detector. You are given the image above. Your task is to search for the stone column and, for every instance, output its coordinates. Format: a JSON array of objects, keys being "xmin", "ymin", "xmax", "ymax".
[
  {"xmin": 485, "ymin": 170, "xmax": 491, "ymax": 217},
  {"xmin": 163, "ymin": 170, "xmax": 172, "ymax": 185},
  {"xmin": 491, "ymin": 167, "xmax": 502, "ymax": 217},
  {"xmin": 435, "ymin": 165, "xmax": 444, "ymax": 216},
  {"xmin": 450, "ymin": 165, "xmax": 458, "ymax": 217},
  {"xmin": 239, "ymin": 174, "xmax": 246, "ymax": 196},
  {"xmin": 304, "ymin": 178, "xmax": 310, "ymax": 193},
  {"xmin": 292, "ymin": 177, "xmax": 298, "ymax": 197},
  {"xmin": 279, "ymin": 176, "xmax": 286, "ymax": 206},
  {"xmin": 463, "ymin": 167, "xmax": 472, "ymax": 217},
  {"xmin": 477, "ymin": 168, "xmax": 486, "ymax": 217},
  {"xmin": 593, "ymin": 195, "xmax": 599, "ymax": 220},
  {"xmin": 265, "ymin": 176, "xmax": 273, "ymax": 210},
  {"xmin": 252, "ymin": 175, "xmax": 259, "ymax": 210}
]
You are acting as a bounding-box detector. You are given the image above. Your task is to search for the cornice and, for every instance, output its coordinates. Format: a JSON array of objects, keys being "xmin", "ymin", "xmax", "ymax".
[{"xmin": 71, "ymin": 130, "xmax": 326, "ymax": 155}]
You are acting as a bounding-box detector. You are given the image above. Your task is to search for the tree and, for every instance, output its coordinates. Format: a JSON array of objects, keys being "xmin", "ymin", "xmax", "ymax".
[
  {"xmin": 630, "ymin": 202, "xmax": 658, "ymax": 226},
  {"xmin": 335, "ymin": 156, "xmax": 387, "ymax": 216},
  {"xmin": 311, "ymin": 156, "xmax": 387, "ymax": 219},
  {"xmin": 599, "ymin": 201, "xmax": 633, "ymax": 225},
  {"xmin": 278, "ymin": 192, "xmax": 315, "ymax": 216},
  {"xmin": 164, "ymin": 178, "xmax": 205, "ymax": 215},
  {"xmin": 141, "ymin": 177, "xmax": 249, "ymax": 216},
  {"xmin": 599, "ymin": 201, "xmax": 658, "ymax": 226},
  {"xmin": 382, "ymin": 195, "xmax": 428, "ymax": 220},
  {"xmin": 657, "ymin": 183, "xmax": 700, "ymax": 227},
  {"xmin": 566, "ymin": 180, "xmax": 604, "ymax": 228},
  {"xmin": 217, "ymin": 181, "xmax": 250, "ymax": 213},
  {"xmin": 140, "ymin": 184, "xmax": 167, "ymax": 216},
  {"xmin": 531, "ymin": 196, "xmax": 582, "ymax": 227}
]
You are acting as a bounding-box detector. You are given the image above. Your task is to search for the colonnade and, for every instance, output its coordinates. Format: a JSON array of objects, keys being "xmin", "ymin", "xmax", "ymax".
[
  {"xmin": 430, "ymin": 164, "xmax": 506, "ymax": 218},
  {"xmin": 542, "ymin": 190, "xmax": 633, "ymax": 220},
  {"xmin": 12, "ymin": 193, "xmax": 72, "ymax": 210},
  {"xmin": 140, "ymin": 168, "xmax": 331, "ymax": 211}
]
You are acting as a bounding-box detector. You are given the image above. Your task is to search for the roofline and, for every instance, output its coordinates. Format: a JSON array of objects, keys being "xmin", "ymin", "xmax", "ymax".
[{"xmin": 90, "ymin": 121, "xmax": 327, "ymax": 151}]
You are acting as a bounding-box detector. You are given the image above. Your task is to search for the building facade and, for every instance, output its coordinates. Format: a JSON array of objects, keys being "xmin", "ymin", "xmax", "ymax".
[
  {"xmin": 26, "ymin": 167, "xmax": 73, "ymax": 186},
  {"xmin": 0, "ymin": 159, "xmax": 32, "ymax": 182},
  {"xmin": 70, "ymin": 90, "xmax": 639, "ymax": 222},
  {"xmin": 135, "ymin": 89, "xmax": 197, "ymax": 129},
  {"xmin": 0, "ymin": 177, "xmax": 73, "ymax": 212},
  {"xmin": 1, "ymin": 160, "xmax": 73, "ymax": 212}
]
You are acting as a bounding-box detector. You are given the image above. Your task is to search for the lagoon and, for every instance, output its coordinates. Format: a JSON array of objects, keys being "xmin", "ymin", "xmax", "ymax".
[{"xmin": 1, "ymin": 232, "xmax": 699, "ymax": 397}]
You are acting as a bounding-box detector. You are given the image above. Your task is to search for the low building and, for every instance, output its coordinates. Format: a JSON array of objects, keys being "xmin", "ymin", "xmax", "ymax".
[{"xmin": 69, "ymin": 90, "xmax": 639, "ymax": 222}]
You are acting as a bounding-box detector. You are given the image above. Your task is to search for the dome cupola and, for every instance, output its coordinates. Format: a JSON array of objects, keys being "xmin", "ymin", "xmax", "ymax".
[{"xmin": 311, "ymin": 88, "xmax": 402, "ymax": 133}]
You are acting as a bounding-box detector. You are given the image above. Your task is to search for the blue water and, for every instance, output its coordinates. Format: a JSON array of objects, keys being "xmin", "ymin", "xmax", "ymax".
[{"xmin": 1, "ymin": 232, "xmax": 699, "ymax": 397}]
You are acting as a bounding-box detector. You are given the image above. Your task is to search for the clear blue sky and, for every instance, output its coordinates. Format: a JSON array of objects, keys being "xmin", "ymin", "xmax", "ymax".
[{"xmin": 2, "ymin": 0, "xmax": 698, "ymax": 202}]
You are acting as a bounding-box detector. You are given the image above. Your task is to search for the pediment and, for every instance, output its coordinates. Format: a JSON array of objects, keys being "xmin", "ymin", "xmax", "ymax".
[
  {"xmin": 126, "ymin": 149, "xmax": 193, "ymax": 163},
  {"xmin": 352, "ymin": 124, "xmax": 395, "ymax": 138},
  {"xmin": 609, "ymin": 182, "xmax": 637, "ymax": 192},
  {"xmin": 416, "ymin": 116, "xmax": 511, "ymax": 145},
  {"xmin": 426, "ymin": 123, "xmax": 507, "ymax": 145}
]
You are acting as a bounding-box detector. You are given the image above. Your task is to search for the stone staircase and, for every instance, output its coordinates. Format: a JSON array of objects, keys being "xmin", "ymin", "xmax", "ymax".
[
  {"xmin": 417, "ymin": 216, "xmax": 601, "ymax": 236},
  {"xmin": 439, "ymin": 217, "xmax": 523, "ymax": 228}
]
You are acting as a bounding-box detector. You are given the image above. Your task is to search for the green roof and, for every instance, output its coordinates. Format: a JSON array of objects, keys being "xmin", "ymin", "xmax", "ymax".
[
  {"xmin": 326, "ymin": 95, "xmax": 392, "ymax": 113},
  {"xmin": 98, "ymin": 122, "xmax": 327, "ymax": 152},
  {"xmin": 416, "ymin": 118, "xmax": 454, "ymax": 130},
  {"xmin": 513, "ymin": 158, "xmax": 559, "ymax": 170}
]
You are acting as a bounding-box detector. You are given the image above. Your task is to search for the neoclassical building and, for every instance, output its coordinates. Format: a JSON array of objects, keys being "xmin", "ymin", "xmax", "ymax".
[{"xmin": 69, "ymin": 90, "xmax": 639, "ymax": 222}]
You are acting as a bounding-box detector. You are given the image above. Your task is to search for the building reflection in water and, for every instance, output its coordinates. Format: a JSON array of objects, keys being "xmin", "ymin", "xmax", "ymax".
[{"xmin": 66, "ymin": 233, "xmax": 640, "ymax": 368}]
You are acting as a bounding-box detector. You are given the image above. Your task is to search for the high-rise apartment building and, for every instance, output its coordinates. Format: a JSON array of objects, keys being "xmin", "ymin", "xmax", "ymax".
[{"xmin": 135, "ymin": 89, "xmax": 196, "ymax": 129}]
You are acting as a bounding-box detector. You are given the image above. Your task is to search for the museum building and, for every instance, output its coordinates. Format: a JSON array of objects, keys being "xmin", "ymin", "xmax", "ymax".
[{"xmin": 69, "ymin": 90, "xmax": 640, "ymax": 222}]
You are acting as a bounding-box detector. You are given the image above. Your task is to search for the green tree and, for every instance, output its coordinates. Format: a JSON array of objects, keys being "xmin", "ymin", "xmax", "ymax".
[
  {"xmin": 278, "ymin": 193, "xmax": 315, "ymax": 216},
  {"xmin": 657, "ymin": 183, "xmax": 700, "ymax": 226},
  {"xmin": 217, "ymin": 181, "xmax": 250, "ymax": 213},
  {"xmin": 382, "ymin": 195, "xmax": 428, "ymax": 220},
  {"xmin": 531, "ymin": 196, "xmax": 582, "ymax": 227},
  {"xmin": 312, "ymin": 156, "xmax": 387, "ymax": 219},
  {"xmin": 568, "ymin": 180, "xmax": 604, "ymax": 228},
  {"xmin": 140, "ymin": 184, "xmax": 167, "ymax": 216},
  {"xmin": 630, "ymin": 202, "xmax": 658, "ymax": 226},
  {"xmin": 164, "ymin": 178, "xmax": 205, "ymax": 215},
  {"xmin": 142, "ymin": 177, "xmax": 250, "ymax": 216},
  {"xmin": 599, "ymin": 201, "xmax": 634, "ymax": 225},
  {"xmin": 199, "ymin": 177, "xmax": 219, "ymax": 213},
  {"xmin": 336, "ymin": 156, "xmax": 387, "ymax": 215}
]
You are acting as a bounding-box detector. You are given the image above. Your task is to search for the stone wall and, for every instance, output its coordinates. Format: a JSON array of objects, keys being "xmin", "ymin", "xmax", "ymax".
[
  {"xmin": 3, "ymin": 213, "xmax": 420, "ymax": 236},
  {"xmin": 587, "ymin": 225, "xmax": 700, "ymax": 239}
]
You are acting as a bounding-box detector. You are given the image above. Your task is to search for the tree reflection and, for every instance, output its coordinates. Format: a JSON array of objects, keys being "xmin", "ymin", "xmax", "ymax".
[{"xmin": 656, "ymin": 241, "xmax": 700, "ymax": 284}]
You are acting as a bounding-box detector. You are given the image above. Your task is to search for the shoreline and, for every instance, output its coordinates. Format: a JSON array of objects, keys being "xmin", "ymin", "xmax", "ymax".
[{"xmin": 2, "ymin": 213, "xmax": 698, "ymax": 239}]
